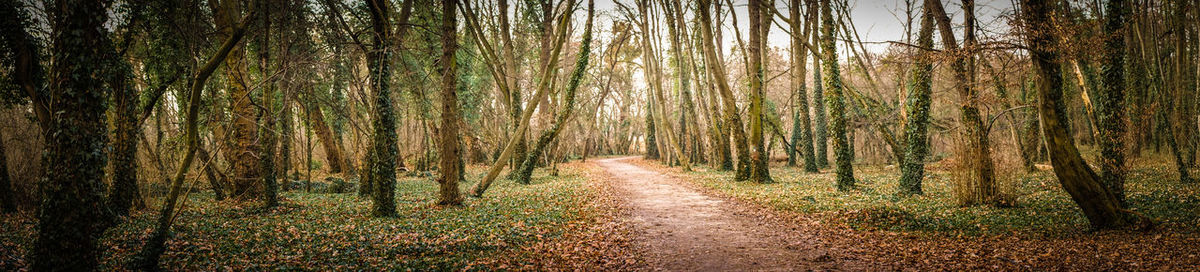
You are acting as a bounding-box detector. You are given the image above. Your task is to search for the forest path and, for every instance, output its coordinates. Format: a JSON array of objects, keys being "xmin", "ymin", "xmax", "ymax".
[{"xmin": 592, "ymin": 157, "xmax": 862, "ymax": 271}]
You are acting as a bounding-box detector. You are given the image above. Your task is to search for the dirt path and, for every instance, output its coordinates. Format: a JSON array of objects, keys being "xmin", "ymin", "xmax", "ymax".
[{"xmin": 593, "ymin": 157, "xmax": 864, "ymax": 271}]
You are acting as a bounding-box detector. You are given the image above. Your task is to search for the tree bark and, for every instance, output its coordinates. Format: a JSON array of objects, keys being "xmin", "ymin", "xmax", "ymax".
[
  {"xmin": 28, "ymin": 0, "xmax": 115, "ymax": 269},
  {"xmin": 698, "ymin": 0, "xmax": 751, "ymax": 179},
  {"xmin": 214, "ymin": 0, "xmax": 263, "ymax": 200},
  {"xmin": 436, "ymin": 0, "xmax": 464, "ymax": 206},
  {"xmin": 898, "ymin": 4, "xmax": 935, "ymax": 195},
  {"xmin": 366, "ymin": 0, "xmax": 398, "ymax": 217},
  {"xmin": 747, "ymin": 0, "xmax": 772, "ymax": 183},
  {"xmin": 1020, "ymin": 0, "xmax": 1151, "ymax": 230},
  {"xmin": 1098, "ymin": 0, "xmax": 1129, "ymax": 206},
  {"xmin": 820, "ymin": 0, "xmax": 855, "ymax": 191}
]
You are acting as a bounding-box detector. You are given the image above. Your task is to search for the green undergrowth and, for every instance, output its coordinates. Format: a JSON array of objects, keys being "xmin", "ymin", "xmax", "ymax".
[
  {"xmin": 0, "ymin": 165, "xmax": 599, "ymax": 271},
  {"xmin": 668, "ymin": 156, "xmax": 1200, "ymax": 237}
]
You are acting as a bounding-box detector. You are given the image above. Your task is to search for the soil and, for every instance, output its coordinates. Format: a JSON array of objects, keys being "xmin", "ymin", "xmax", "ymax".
[{"xmin": 592, "ymin": 157, "xmax": 875, "ymax": 271}]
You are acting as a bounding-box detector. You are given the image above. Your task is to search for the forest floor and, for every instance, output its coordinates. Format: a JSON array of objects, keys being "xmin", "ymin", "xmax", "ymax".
[
  {"xmin": 0, "ymin": 163, "xmax": 647, "ymax": 271},
  {"xmin": 3, "ymin": 155, "xmax": 1199, "ymax": 270},
  {"xmin": 623, "ymin": 155, "xmax": 1200, "ymax": 270}
]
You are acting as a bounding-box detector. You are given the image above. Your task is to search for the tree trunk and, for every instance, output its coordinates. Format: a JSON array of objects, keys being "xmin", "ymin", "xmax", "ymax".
[
  {"xmin": 699, "ymin": 0, "xmax": 751, "ymax": 179},
  {"xmin": 1098, "ymin": 0, "xmax": 1129, "ymax": 206},
  {"xmin": 820, "ymin": 0, "xmax": 855, "ymax": 191},
  {"xmin": 214, "ymin": 0, "xmax": 262, "ymax": 200},
  {"xmin": 366, "ymin": 0, "xmax": 398, "ymax": 217},
  {"xmin": 898, "ymin": 5, "xmax": 935, "ymax": 195},
  {"xmin": 472, "ymin": 0, "xmax": 578, "ymax": 197},
  {"xmin": 303, "ymin": 98, "xmax": 348, "ymax": 173},
  {"xmin": 436, "ymin": 0, "xmax": 464, "ymax": 206},
  {"xmin": 133, "ymin": 5, "xmax": 254, "ymax": 269},
  {"xmin": 256, "ymin": 0, "xmax": 279, "ymax": 208},
  {"xmin": 26, "ymin": 0, "xmax": 114, "ymax": 269},
  {"xmin": 1020, "ymin": 0, "xmax": 1151, "ymax": 230},
  {"xmin": 747, "ymin": 0, "xmax": 772, "ymax": 183},
  {"xmin": 789, "ymin": 0, "xmax": 819, "ymax": 173},
  {"xmin": 928, "ymin": 0, "xmax": 996, "ymax": 205},
  {"xmin": 811, "ymin": 8, "xmax": 830, "ymax": 169},
  {"xmin": 515, "ymin": 1, "xmax": 594, "ymax": 184},
  {"xmin": 637, "ymin": 0, "xmax": 691, "ymax": 171},
  {"xmin": 108, "ymin": 52, "xmax": 139, "ymax": 218}
]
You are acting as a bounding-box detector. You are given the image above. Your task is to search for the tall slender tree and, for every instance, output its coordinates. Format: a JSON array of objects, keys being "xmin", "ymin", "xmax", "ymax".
[
  {"xmin": 1098, "ymin": 0, "xmax": 1128, "ymax": 206},
  {"xmin": 747, "ymin": 0, "xmax": 772, "ymax": 183},
  {"xmin": 436, "ymin": 0, "xmax": 463, "ymax": 205},
  {"xmin": 898, "ymin": 3, "xmax": 935, "ymax": 195},
  {"xmin": 698, "ymin": 0, "xmax": 752, "ymax": 179},
  {"xmin": 367, "ymin": 0, "xmax": 398, "ymax": 216},
  {"xmin": 819, "ymin": 0, "xmax": 855, "ymax": 191}
]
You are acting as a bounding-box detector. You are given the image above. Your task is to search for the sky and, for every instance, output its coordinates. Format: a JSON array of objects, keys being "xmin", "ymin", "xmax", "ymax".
[{"xmin": 590, "ymin": 0, "xmax": 1018, "ymax": 54}]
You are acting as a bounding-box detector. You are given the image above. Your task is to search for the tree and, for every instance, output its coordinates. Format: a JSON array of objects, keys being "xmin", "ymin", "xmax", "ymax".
[
  {"xmin": 470, "ymin": 0, "xmax": 576, "ymax": 197},
  {"xmin": 1019, "ymin": 0, "xmax": 1150, "ymax": 230},
  {"xmin": 16, "ymin": 0, "xmax": 119, "ymax": 269},
  {"xmin": 514, "ymin": 0, "xmax": 595, "ymax": 185},
  {"xmin": 132, "ymin": 7, "xmax": 256, "ymax": 269},
  {"xmin": 819, "ymin": 0, "xmax": 855, "ymax": 191},
  {"xmin": 697, "ymin": 0, "xmax": 752, "ymax": 180},
  {"xmin": 436, "ymin": 0, "xmax": 464, "ymax": 206},
  {"xmin": 788, "ymin": 0, "xmax": 819, "ymax": 173},
  {"xmin": 927, "ymin": 0, "xmax": 997, "ymax": 205},
  {"xmin": 253, "ymin": 0, "xmax": 279, "ymax": 209},
  {"xmin": 1097, "ymin": 0, "xmax": 1128, "ymax": 206},
  {"xmin": 898, "ymin": 3, "xmax": 935, "ymax": 195},
  {"xmin": 367, "ymin": 0, "xmax": 398, "ymax": 217},
  {"xmin": 811, "ymin": 4, "xmax": 829, "ymax": 169},
  {"xmin": 635, "ymin": 0, "xmax": 691, "ymax": 171},
  {"xmin": 214, "ymin": 0, "xmax": 264, "ymax": 199},
  {"xmin": 747, "ymin": 0, "xmax": 772, "ymax": 183}
]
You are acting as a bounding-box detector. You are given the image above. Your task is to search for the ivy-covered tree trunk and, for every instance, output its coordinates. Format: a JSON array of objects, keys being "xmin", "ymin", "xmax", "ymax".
[
  {"xmin": 645, "ymin": 99, "xmax": 660, "ymax": 159},
  {"xmin": 29, "ymin": 0, "xmax": 114, "ymax": 269},
  {"xmin": 436, "ymin": 0, "xmax": 464, "ymax": 206},
  {"xmin": 1098, "ymin": 0, "xmax": 1128, "ymax": 206},
  {"xmin": 898, "ymin": 5, "xmax": 935, "ymax": 195},
  {"xmin": 516, "ymin": 2, "xmax": 594, "ymax": 185},
  {"xmin": 108, "ymin": 52, "xmax": 139, "ymax": 218},
  {"xmin": 214, "ymin": 0, "xmax": 262, "ymax": 199},
  {"xmin": 279, "ymin": 94, "xmax": 293, "ymax": 189},
  {"xmin": 256, "ymin": 0, "xmax": 279, "ymax": 208},
  {"xmin": 747, "ymin": 0, "xmax": 772, "ymax": 183},
  {"xmin": 367, "ymin": 0, "xmax": 397, "ymax": 217},
  {"xmin": 820, "ymin": 0, "xmax": 855, "ymax": 191},
  {"xmin": 789, "ymin": 0, "xmax": 818, "ymax": 173},
  {"xmin": 1020, "ymin": 0, "xmax": 1151, "ymax": 230},
  {"xmin": 811, "ymin": 16, "xmax": 830, "ymax": 169}
]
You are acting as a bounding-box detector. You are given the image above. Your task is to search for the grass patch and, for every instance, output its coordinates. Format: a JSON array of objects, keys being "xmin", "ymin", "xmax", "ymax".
[
  {"xmin": 0, "ymin": 165, "xmax": 604, "ymax": 271},
  {"xmin": 654, "ymin": 155, "xmax": 1200, "ymax": 236}
]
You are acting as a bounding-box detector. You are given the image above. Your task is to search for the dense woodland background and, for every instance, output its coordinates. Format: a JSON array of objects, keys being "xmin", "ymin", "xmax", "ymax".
[{"xmin": 1, "ymin": 0, "xmax": 1199, "ymax": 270}]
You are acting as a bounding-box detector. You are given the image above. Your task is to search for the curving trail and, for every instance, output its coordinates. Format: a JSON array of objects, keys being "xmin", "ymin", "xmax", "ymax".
[{"xmin": 592, "ymin": 156, "xmax": 867, "ymax": 271}]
